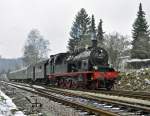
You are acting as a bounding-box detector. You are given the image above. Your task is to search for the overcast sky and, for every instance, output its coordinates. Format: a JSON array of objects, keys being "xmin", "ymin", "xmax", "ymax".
[{"xmin": 0, "ymin": 0, "xmax": 149, "ymax": 58}]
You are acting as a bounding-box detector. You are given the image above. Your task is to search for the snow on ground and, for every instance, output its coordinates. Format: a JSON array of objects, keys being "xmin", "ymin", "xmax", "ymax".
[
  {"xmin": 116, "ymin": 68, "xmax": 150, "ymax": 92},
  {"xmin": 0, "ymin": 90, "xmax": 25, "ymax": 116}
]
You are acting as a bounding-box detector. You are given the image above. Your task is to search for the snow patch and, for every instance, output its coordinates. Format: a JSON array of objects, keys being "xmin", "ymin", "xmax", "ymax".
[
  {"xmin": 32, "ymin": 85, "xmax": 45, "ymax": 89},
  {"xmin": 127, "ymin": 59, "xmax": 150, "ymax": 62},
  {"xmin": 0, "ymin": 90, "xmax": 25, "ymax": 116}
]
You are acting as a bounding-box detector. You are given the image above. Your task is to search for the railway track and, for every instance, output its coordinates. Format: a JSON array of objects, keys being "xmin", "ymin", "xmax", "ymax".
[
  {"xmin": 21, "ymin": 81, "xmax": 150, "ymax": 101},
  {"xmin": 5, "ymin": 81, "xmax": 150, "ymax": 101},
  {"xmin": 1, "ymin": 81, "xmax": 150, "ymax": 115},
  {"xmin": 86, "ymin": 89, "xmax": 150, "ymax": 100},
  {"xmin": 1, "ymin": 81, "xmax": 117, "ymax": 116}
]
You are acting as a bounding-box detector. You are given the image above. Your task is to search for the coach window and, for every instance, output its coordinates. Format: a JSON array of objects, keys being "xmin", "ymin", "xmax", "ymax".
[
  {"xmin": 78, "ymin": 61, "xmax": 81, "ymax": 68},
  {"xmin": 82, "ymin": 60, "xmax": 88, "ymax": 70}
]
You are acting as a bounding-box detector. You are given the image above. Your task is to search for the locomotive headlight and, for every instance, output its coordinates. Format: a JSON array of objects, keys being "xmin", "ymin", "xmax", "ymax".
[{"xmin": 93, "ymin": 66, "xmax": 98, "ymax": 70}]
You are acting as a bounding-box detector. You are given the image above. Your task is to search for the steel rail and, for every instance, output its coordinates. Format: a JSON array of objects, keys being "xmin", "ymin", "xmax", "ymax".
[
  {"xmin": 89, "ymin": 89, "xmax": 150, "ymax": 100},
  {"xmin": 48, "ymin": 87, "xmax": 150, "ymax": 100}
]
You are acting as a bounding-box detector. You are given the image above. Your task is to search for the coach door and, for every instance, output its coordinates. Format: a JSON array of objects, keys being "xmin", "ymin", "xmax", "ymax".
[
  {"xmin": 33, "ymin": 66, "xmax": 35, "ymax": 81},
  {"xmin": 50, "ymin": 56, "xmax": 55, "ymax": 73}
]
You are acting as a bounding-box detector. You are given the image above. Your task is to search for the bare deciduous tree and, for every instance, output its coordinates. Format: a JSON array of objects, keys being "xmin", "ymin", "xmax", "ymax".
[
  {"xmin": 104, "ymin": 32, "xmax": 130, "ymax": 69},
  {"xmin": 23, "ymin": 29, "xmax": 50, "ymax": 65}
]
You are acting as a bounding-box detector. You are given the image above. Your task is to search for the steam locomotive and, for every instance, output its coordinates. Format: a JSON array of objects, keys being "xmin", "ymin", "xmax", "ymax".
[{"xmin": 8, "ymin": 40, "xmax": 118, "ymax": 90}]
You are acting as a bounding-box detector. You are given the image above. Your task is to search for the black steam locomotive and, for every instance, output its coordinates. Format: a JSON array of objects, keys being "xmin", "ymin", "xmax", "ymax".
[{"xmin": 8, "ymin": 40, "xmax": 118, "ymax": 90}]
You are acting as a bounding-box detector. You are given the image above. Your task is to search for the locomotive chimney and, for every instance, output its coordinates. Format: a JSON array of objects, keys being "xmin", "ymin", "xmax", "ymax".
[{"xmin": 91, "ymin": 32, "xmax": 97, "ymax": 47}]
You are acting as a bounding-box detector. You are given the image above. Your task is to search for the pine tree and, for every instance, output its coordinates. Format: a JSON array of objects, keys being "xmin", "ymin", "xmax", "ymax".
[
  {"xmin": 91, "ymin": 14, "xmax": 96, "ymax": 34},
  {"xmin": 68, "ymin": 8, "xmax": 90, "ymax": 52},
  {"xmin": 97, "ymin": 19, "xmax": 104, "ymax": 42},
  {"xmin": 90, "ymin": 14, "xmax": 97, "ymax": 47},
  {"xmin": 131, "ymin": 3, "xmax": 150, "ymax": 59},
  {"xmin": 68, "ymin": 38, "xmax": 78, "ymax": 53}
]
